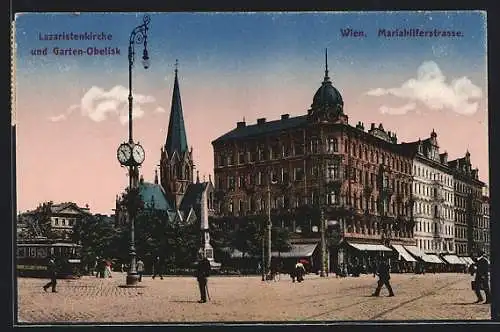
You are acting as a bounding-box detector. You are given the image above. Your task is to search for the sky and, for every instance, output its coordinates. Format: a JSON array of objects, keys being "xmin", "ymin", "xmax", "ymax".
[{"xmin": 14, "ymin": 11, "xmax": 488, "ymax": 215}]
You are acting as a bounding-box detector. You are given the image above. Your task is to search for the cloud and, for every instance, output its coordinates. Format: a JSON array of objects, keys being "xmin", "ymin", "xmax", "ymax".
[
  {"xmin": 57, "ymin": 85, "xmax": 161, "ymax": 124},
  {"xmin": 155, "ymin": 106, "xmax": 166, "ymax": 113},
  {"xmin": 366, "ymin": 61, "xmax": 483, "ymax": 116},
  {"xmin": 380, "ymin": 102, "xmax": 416, "ymax": 115}
]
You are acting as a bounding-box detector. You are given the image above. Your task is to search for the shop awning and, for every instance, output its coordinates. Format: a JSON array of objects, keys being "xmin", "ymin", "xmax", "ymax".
[
  {"xmin": 460, "ymin": 256, "xmax": 474, "ymax": 265},
  {"xmin": 391, "ymin": 244, "xmax": 417, "ymax": 262},
  {"xmin": 426, "ymin": 254, "xmax": 444, "ymax": 264},
  {"xmin": 272, "ymin": 244, "xmax": 318, "ymax": 258},
  {"xmin": 403, "ymin": 246, "xmax": 434, "ymax": 263},
  {"xmin": 348, "ymin": 242, "xmax": 392, "ymax": 252},
  {"xmin": 442, "ymin": 255, "xmax": 465, "ymax": 265}
]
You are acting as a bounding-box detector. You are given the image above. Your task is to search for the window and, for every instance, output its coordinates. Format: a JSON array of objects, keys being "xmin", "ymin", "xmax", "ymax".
[
  {"xmin": 311, "ymin": 139, "xmax": 319, "ymax": 154},
  {"xmin": 327, "ymin": 192, "xmax": 339, "ymax": 205},
  {"xmin": 228, "ymin": 176, "xmax": 235, "ymax": 190},
  {"xmin": 238, "ymin": 150, "xmax": 245, "ymax": 164},
  {"xmin": 327, "ymin": 164, "xmax": 340, "ymax": 180},
  {"xmin": 229, "ymin": 200, "xmax": 234, "ymax": 213},
  {"xmin": 294, "ymin": 167, "xmax": 304, "ymax": 181},
  {"xmin": 327, "ymin": 137, "xmax": 338, "ymax": 153},
  {"xmin": 238, "ymin": 175, "xmax": 245, "ymax": 188},
  {"xmin": 239, "ymin": 200, "xmax": 244, "ymax": 212},
  {"xmin": 257, "ymin": 172, "xmax": 262, "ymax": 185},
  {"xmin": 227, "ymin": 154, "xmax": 234, "ymax": 165},
  {"xmin": 294, "ymin": 142, "xmax": 304, "ymax": 156}
]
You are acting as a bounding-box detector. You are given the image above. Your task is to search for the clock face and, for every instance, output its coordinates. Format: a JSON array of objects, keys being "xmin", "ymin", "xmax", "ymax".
[
  {"xmin": 132, "ymin": 144, "xmax": 145, "ymax": 165},
  {"xmin": 117, "ymin": 143, "xmax": 132, "ymax": 165}
]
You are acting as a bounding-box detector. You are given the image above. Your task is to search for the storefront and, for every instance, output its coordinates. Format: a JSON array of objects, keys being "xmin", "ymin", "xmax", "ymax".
[
  {"xmin": 391, "ymin": 244, "xmax": 417, "ymax": 273},
  {"xmin": 271, "ymin": 243, "xmax": 319, "ymax": 274},
  {"xmin": 339, "ymin": 241, "xmax": 393, "ymax": 276},
  {"xmin": 441, "ymin": 254, "xmax": 467, "ymax": 272}
]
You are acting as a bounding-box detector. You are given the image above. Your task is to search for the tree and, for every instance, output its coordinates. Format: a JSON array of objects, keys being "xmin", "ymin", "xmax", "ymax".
[{"xmin": 72, "ymin": 213, "xmax": 118, "ymax": 271}]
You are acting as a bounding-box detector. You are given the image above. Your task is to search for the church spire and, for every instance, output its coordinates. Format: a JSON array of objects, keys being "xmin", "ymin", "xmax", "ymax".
[
  {"xmin": 323, "ymin": 48, "xmax": 330, "ymax": 83},
  {"xmin": 165, "ymin": 59, "xmax": 188, "ymax": 156},
  {"xmin": 154, "ymin": 168, "xmax": 158, "ymax": 184}
]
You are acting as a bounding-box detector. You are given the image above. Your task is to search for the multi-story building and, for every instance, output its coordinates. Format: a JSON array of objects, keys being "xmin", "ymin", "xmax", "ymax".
[
  {"xmin": 211, "ymin": 52, "xmax": 415, "ymax": 271},
  {"xmin": 402, "ymin": 131, "xmax": 455, "ymax": 255},
  {"xmin": 448, "ymin": 151, "xmax": 484, "ymax": 256},
  {"xmin": 480, "ymin": 186, "xmax": 490, "ymax": 257}
]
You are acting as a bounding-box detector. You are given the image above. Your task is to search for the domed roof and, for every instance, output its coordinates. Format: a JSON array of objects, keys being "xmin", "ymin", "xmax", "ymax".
[
  {"xmin": 312, "ymin": 80, "xmax": 343, "ymax": 108},
  {"xmin": 311, "ymin": 49, "xmax": 343, "ymax": 108}
]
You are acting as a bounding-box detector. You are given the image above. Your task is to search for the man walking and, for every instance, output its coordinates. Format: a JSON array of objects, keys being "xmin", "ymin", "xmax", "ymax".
[
  {"xmin": 136, "ymin": 258, "xmax": 145, "ymax": 282},
  {"xmin": 195, "ymin": 252, "xmax": 211, "ymax": 303},
  {"xmin": 471, "ymin": 250, "xmax": 491, "ymax": 304},
  {"xmin": 372, "ymin": 256, "xmax": 394, "ymax": 297},
  {"xmin": 43, "ymin": 257, "xmax": 58, "ymax": 293},
  {"xmin": 152, "ymin": 256, "xmax": 163, "ymax": 280}
]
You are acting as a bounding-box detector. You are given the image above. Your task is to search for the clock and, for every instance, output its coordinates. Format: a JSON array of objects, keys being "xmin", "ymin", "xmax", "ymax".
[
  {"xmin": 132, "ymin": 144, "xmax": 145, "ymax": 165},
  {"xmin": 117, "ymin": 143, "xmax": 132, "ymax": 165}
]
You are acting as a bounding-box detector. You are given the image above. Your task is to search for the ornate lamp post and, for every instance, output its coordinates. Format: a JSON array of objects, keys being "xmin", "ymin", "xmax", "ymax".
[{"xmin": 116, "ymin": 14, "xmax": 150, "ymax": 286}]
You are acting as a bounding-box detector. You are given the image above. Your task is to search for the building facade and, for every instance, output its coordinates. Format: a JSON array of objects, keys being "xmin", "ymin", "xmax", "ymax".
[
  {"xmin": 403, "ymin": 131, "xmax": 455, "ymax": 255},
  {"xmin": 211, "ymin": 53, "xmax": 416, "ymax": 270},
  {"xmin": 480, "ymin": 187, "xmax": 490, "ymax": 256},
  {"xmin": 17, "ymin": 202, "xmax": 91, "ymax": 240},
  {"xmin": 448, "ymin": 152, "xmax": 484, "ymax": 256}
]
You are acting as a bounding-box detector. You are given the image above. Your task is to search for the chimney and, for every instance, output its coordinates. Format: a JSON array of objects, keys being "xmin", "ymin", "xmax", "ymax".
[
  {"xmin": 370, "ymin": 123, "xmax": 375, "ymax": 130},
  {"xmin": 257, "ymin": 118, "xmax": 266, "ymax": 125},
  {"xmin": 281, "ymin": 114, "xmax": 290, "ymax": 120},
  {"xmin": 236, "ymin": 121, "xmax": 246, "ymax": 129}
]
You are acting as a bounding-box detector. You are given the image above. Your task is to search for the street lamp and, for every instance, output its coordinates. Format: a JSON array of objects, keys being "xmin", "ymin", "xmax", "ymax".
[{"xmin": 116, "ymin": 14, "xmax": 151, "ymax": 286}]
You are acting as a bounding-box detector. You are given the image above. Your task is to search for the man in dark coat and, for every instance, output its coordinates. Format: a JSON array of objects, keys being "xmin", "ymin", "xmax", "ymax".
[
  {"xmin": 372, "ymin": 257, "xmax": 395, "ymax": 297},
  {"xmin": 472, "ymin": 250, "xmax": 491, "ymax": 304},
  {"xmin": 43, "ymin": 257, "xmax": 58, "ymax": 293},
  {"xmin": 195, "ymin": 252, "xmax": 211, "ymax": 303},
  {"xmin": 152, "ymin": 256, "xmax": 163, "ymax": 280}
]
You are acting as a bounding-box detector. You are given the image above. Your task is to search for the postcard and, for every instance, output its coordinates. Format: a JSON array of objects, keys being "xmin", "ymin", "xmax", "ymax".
[{"xmin": 13, "ymin": 11, "xmax": 490, "ymax": 324}]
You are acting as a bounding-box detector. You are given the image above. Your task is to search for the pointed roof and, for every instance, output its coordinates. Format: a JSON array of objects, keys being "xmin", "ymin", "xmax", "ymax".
[{"xmin": 165, "ymin": 60, "xmax": 188, "ymax": 156}]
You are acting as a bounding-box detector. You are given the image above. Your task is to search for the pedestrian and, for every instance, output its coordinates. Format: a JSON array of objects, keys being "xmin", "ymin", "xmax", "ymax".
[
  {"xmin": 152, "ymin": 256, "xmax": 164, "ymax": 280},
  {"xmin": 372, "ymin": 256, "xmax": 395, "ymax": 297},
  {"xmin": 43, "ymin": 257, "xmax": 58, "ymax": 293},
  {"xmin": 471, "ymin": 250, "xmax": 491, "ymax": 304},
  {"xmin": 195, "ymin": 252, "xmax": 211, "ymax": 303},
  {"xmin": 136, "ymin": 258, "xmax": 144, "ymax": 282},
  {"xmin": 294, "ymin": 261, "xmax": 306, "ymax": 283}
]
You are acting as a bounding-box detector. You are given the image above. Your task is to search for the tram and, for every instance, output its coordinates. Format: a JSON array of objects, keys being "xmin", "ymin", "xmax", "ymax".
[{"xmin": 16, "ymin": 238, "xmax": 83, "ymax": 278}]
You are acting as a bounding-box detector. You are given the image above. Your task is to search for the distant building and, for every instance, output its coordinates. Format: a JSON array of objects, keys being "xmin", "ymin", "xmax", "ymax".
[
  {"xmin": 114, "ymin": 64, "xmax": 219, "ymax": 267},
  {"xmin": 17, "ymin": 202, "xmax": 91, "ymax": 240},
  {"xmin": 448, "ymin": 152, "xmax": 484, "ymax": 256},
  {"xmin": 480, "ymin": 187, "xmax": 490, "ymax": 257}
]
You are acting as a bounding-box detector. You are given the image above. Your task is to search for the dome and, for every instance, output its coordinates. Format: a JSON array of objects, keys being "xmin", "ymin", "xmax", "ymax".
[{"xmin": 312, "ymin": 80, "xmax": 344, "ymax": 108}]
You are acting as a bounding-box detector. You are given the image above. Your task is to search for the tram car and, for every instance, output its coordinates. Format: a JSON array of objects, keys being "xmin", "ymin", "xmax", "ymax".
[{"xmin": 16, "ymin": 238, "xmax": 83, "ymax": 278}]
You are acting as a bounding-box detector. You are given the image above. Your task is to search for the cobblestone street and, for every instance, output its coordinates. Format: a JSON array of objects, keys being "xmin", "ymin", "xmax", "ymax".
[{"xmin": 17, "ymin": 272, "xmax": 491, "ymax": 323}]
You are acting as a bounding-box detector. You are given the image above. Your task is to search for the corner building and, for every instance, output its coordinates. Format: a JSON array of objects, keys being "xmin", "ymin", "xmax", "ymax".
[{"xmin": 211, "ymin": 54, "xmax": 416, "ymax": 271}]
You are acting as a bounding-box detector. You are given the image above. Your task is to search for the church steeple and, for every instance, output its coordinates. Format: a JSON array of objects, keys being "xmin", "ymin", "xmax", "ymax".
[
  {"xmin": 160, "ymin": 60, "xmax": 194, "ymax": 210},
  {"xmin": 165, "ymin": 59, "xmax": 188, "ymax": 156}
]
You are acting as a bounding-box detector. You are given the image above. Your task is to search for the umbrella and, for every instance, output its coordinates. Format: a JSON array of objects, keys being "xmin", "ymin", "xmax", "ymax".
[{"xmin": 299, "ymin": 259, "xmax": 309, "ymax": 264}]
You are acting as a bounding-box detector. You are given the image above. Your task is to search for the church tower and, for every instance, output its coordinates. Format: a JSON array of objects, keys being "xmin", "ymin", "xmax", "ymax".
[{"xmin": 160, "ymin": 60, "xmax": 194, "ymax": 209}]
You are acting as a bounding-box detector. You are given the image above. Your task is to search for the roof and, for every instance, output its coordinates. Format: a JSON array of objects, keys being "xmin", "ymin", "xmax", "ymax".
[
  {"xmin": 50, "ymin": 202, "xmax": 90, "ymax": 215},
  {"xmin": 271, "ymin": 243, "xmax": 318, "ymax": 258},
  {"xmin": 179, "ymin": 182, "xmax": 207, "ymax": 215},
  {"xmin": 165, "ymin": 68, "xmax": 188, "ymax": 156},
  {"xmin": 138, "ymin": 182, "xmax": 172, "ymax": 211},
  {"xmin": 347, "ymin": 242, "xmax": 392, "ymax": 252},
  {"xmin": 391, "ymin": 244, "xmax": 417, "ymax": 262},
  {"xmin": 212, "ymin": 115, "xmax": 309, "ymax": 144}
]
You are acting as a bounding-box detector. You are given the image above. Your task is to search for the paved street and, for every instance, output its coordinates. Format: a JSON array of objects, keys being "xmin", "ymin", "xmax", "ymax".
[{"xmin": 17, "ymin": 272, "xmax": 491, "ymax": 323}]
